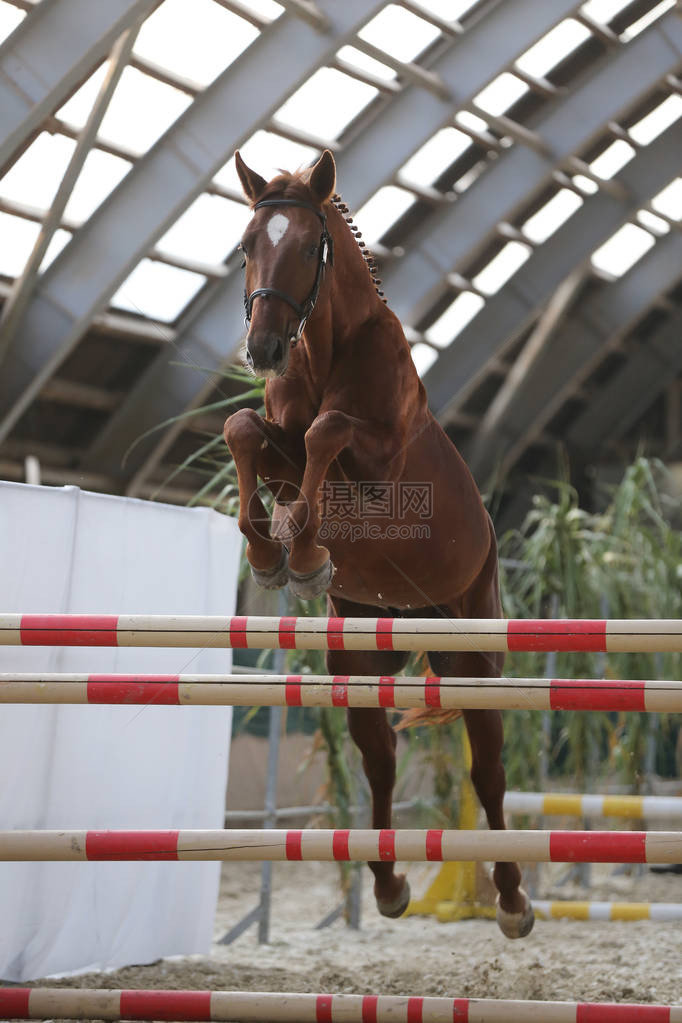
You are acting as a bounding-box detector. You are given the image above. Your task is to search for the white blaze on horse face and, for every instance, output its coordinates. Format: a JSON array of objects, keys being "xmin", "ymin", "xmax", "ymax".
[{"xmin": 267, "ymin": 213, "xmax": 289, "ymax": 248}]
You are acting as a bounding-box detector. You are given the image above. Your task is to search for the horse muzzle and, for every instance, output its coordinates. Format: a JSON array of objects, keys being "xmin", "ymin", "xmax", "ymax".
[{"xmin": 245, "ymin": 332, "xmax": 289, "ymax": 378}]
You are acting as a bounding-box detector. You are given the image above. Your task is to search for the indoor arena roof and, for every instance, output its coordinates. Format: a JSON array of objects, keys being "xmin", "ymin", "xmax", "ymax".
[{"xmin": 0, "ymin": 0, "xmax": 680, "ymax": 511}]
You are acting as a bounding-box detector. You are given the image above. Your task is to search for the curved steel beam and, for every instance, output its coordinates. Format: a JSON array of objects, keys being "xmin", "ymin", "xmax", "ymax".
[
  {"xmin": 566, "ymin": 301, "xmax": 682, "ymax": 452},
  {"xmin": 0, "ymin": 0, "xmax": 383, "ymax": 445},
  {"xmin": 0, "ymin": 0, "xmax": 157, "ymax": 169},
  {"xmin": 425, "ymin": 125, "xmax": 682, "ymax": 422},
  {"xmin": 389, "ymin": 8, "xmax": 682, "ymax": 327},
  {"xmin": 79, "ymin": 0, "xmax": 581, "ymax": 482},
  {"xmin": 471, "ymin": 227, "xmax": 682, "ymax": 481}
]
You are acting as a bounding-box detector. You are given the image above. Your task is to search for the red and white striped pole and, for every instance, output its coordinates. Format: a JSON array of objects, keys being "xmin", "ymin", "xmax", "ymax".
[
  {"xmin": 1, "ymin": 987, "xmax": 680, "ymax": 1022},
  {"xmin": 2, "ymin": 614, "xmax": 682, "ymax": 652},
  {"xmin": 0, "ymin": 672, "xmax": 680, "ymax": 711},
  {"xmin": 0, "ymin": 828, "xmax": 680, "ymax": 863}
]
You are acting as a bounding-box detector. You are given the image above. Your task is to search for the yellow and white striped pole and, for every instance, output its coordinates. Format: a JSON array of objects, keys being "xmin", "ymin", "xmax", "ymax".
[
  {"xmin": 535, "ymin": 900, "xmax": 682, "ymax": 922},
  {"xmin": 504, "ymin": 792, "xmax": 682, "ymax": 820}
]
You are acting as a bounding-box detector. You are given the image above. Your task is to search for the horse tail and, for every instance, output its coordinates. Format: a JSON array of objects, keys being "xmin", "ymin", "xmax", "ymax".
[
  {"xmin": 393, "ymin": 651, "xmax": 462, "ymax": 730},
  {"xmin": 394, "ymin": 706, "xmax": 462, "ymax": 730}
]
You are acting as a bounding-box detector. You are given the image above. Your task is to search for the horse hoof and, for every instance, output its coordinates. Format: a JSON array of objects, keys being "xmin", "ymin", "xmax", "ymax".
[
  {"xmin": 250, "ymin": 547, "xmax": 289, "ymax": 590},
  {"xmin": 496, "ymin": 888, "xmax": 534, "ymax": 939},
  {"xmin": 377, "ymin": 880, "xmax": 411, "ymax": 919},
  {"xmin": 288, "ymin": 558, "xmax": 334, "ymax": 599}
]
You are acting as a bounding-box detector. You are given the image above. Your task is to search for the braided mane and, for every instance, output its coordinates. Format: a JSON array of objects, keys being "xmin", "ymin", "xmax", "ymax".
[{"xmin": 330, "ymin": 192, "xmax": 387, "ymax": 303}]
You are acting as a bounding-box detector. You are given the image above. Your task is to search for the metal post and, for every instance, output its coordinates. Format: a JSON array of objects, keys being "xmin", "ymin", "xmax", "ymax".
[
  {"xmin": 539, "ymin": 594, "xmax": 560, "ymax": 789},
  {"xmin": 257, "ymin": 591, "xmax": 287, "ymax": 943},
  {"xmin": 257, "ymin": 703, "xmax": 282, "ymax": 943},
  {"xmin": 646, "ymin": 653, "xmax": 663, "ymax": 792},
  {"xmin": 346, "ymin": 759, "xmax": 367, "ymax": 930},
  {"xmin": 219, "ymin": 590, "xmax": 286, "ymax": 946}
]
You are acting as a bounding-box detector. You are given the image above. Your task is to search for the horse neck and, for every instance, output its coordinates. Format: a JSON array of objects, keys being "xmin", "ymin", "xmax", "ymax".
[{"xmin": 297, "ymin": 201, "xmax": 383, "ymax": 389}]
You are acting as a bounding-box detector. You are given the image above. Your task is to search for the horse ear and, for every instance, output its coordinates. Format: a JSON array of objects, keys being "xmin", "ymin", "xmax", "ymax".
[
  {"xmin": 235, "ymin": 150, "xmax": 267, "ymax": 202},
  {"xmin": 309, "ymin": 149, "xmax": 336, "ymax": 205}
]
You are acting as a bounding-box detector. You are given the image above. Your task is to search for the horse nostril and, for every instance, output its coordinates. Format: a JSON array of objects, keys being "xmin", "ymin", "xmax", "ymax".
[
  {"xmin": 264, "ymin": 335, "xmax": 283, "ymax": 365},
  {"xmin": 245, "ymin": 348, "xmax": 254, "ymax": 367}
]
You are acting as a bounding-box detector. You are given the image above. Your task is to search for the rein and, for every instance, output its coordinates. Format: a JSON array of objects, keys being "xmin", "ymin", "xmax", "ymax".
[{"xmin": 242, "ymin": 197, "xmax": 334, "ymax": 346}]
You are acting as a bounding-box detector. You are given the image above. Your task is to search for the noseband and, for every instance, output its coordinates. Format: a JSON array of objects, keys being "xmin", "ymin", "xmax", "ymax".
[{"xmin": 242, "ymin": 198, "xmax": 334, "ymax": 347}]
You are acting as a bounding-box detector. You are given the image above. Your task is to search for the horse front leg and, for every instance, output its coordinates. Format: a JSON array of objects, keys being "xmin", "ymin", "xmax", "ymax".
[
  {"xmin": 288, "ymin": 410, "xmax": 397, "ymax": 598},
  {"xmin": 223, "ymin": 408, "xmax": 299, "ymax": 588}
]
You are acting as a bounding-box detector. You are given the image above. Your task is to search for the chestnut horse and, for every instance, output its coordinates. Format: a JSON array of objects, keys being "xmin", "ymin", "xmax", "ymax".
[{"xmin": 224, "ymin": 149, "xmax": 534, "ymax": 938}]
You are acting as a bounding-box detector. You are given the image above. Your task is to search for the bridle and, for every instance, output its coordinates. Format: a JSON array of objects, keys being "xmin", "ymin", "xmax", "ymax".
[{"xmin": 242, "ymin": 198, "xmax": 334, "ymax": 347}]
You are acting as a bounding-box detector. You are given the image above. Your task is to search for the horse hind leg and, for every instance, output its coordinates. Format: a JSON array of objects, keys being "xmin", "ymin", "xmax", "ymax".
[
  {"xmin": 464, "ymin": 704, "xmax": 534, "ymax": 938},
  {"xmin": 426, "ymin": 646, "xmax": 533, "ymax": 937},
  {"xmin": 346, "ymin": 699, "xmax": 411, "ymax": 917},
  {"xmin": 328, "ymin": 599, "xmax": 411, "ymax": 918},
  {"xmin": 428, "ymin": 549, "xmax": 534, "ymax": 938}
]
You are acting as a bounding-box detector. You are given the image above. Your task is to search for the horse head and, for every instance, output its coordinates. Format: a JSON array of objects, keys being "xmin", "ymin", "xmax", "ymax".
[{"xmin": 235, "ymin": 149, "xmax": 336, "ymax": 378}]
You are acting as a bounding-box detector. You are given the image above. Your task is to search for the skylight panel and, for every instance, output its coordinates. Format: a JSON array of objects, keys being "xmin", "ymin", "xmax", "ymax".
[
  {"xmin": 358, "ymin": 4, "xmax": 441, "ymax": 63},
  {"xmin": 92, "ymin": 68, "xmax": 192, "ymax": 153},
  {"xmin": 110, "ymin": 260, "xmax": 206, "ymax": 322},
  {"xmin": 456, "ymin": 110, "xmax": 489, "ymax": 134},
  {"xmin": 133, "ymin": 0, "xmax": 259, "ymax": 88},
  {"xmin": 516, "ymin": 19, "xmax": 591, "ymax": 78},
  {"xmin": 41, "ymin": 229, "xmax": 72, "ymax": 271},
  {"xmin": 522, "ymin": 189, "xmax": 583, "ymax": 244},
  {"xmin": 579, "ymin": 0, "xmax": 629, "ymax": 24},
  {"xmin": 591, "ymin": 222, "xmax": 655, "ymax": 276},
  {"xmin": 572, "ymin": 174, "xmax": 599, "ymax": 194},
  {"xmin": 473, "ymin": 73, "xmax": 529, "ymax": 117},
  {"xmin": 276, "ymin": 68, "xmax": 378, "ymax": 141},
  {"xmin": 0, "ymin": 214, "xmax": 40, "ymax": 277},
  {"xmin": 62, "ymin": 150, "xmax": 131, "ymax": 222},
  {"xmin": 621, "ymin": 0, "xmax": 676, "ymax": 39},
  {"xmin": 336, "ymin": 45, "xmax": 397, "ymax": 81},
  {"xmin": 588, "ymin": 139, "xmax": 635, "ymax": 179},
  {"xmin": 472, "ymin": 242, "xmax": 531, "ymax": 295},
  {"xmin": 650, "ymin": 178, "xmax": 682, "ymax": 220},
  {"xmin": 426, "ymin": 292, "xmax": 485, "ymax": 346},
  {"xmin": 57, "ymin": 64, "xmax": 108, "ymax": 130},
  {"xmin": 215, "ymin": 132, "xmax": 317, "ymax": 194},
  {"xmin": 244, "ymin": 0, "xmax": 283, "ymax": 18},
  {"xmin": 0, "ymin": 133, "xmax": 75, "ymax": 210},
  {"xmin": 353, "ymin": 186, "xmax": 415, "ymax": 245},
  {"xmin": 156, "ymin": 194, "xmax": 252, "ymax": 263},
  {"xmin": 400, "ymin": 127, "xmax": 472, "ymax": 186},
  {"xmin": 636, "ymin": 209, "xmax": 670, "ymax": 234},
  {"xmin": 628, "ymin": 95, "xmax": 682, "ymax": 145},
  {"xmin": 415, "ymin": 0, "xmax": 480, "ymax": 18},
  {"xmin": 0, "ymin": 217, "xmax": 71, "ymax": 277},
  {"xmin": 0, "ymin": 2, "xmax": 24, "ymax": 44},
  {"xmin": 410, "ymin": 342, "xmax": 438, "ymax": 376}
]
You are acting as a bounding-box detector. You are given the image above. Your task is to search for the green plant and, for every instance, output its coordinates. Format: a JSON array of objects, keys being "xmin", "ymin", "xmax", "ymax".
[
  {"xmin": 499, "ymin": 456, "xmax": 682, "ymax": 788},
  {"xmin": 153, "ymin": 372, "xmax": 681, "ymax": 802}
]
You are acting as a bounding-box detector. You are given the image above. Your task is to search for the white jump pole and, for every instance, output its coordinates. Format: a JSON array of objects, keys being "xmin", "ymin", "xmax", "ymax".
[
  {"xmin": 2, "ymin": 987, "xmax": 681, "ymax": 1022},
  {"xmin": 0, "ymin": 673, "xmax": 680, "ymax": 712},
  {"xmin": 2, "ymin": 614, "xmax": 682, "ymax": 652},
  {"xmin": 0, "ymin": 828, "xmax": 680, "ymax": 863}
]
